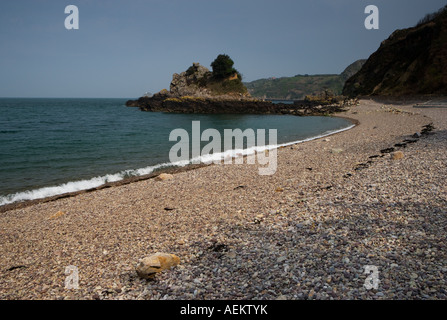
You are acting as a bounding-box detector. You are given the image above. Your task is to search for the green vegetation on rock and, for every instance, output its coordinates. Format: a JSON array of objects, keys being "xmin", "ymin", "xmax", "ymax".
[
  {"xmin": 211, "ymin": 54, "xmax": 241, "ymax": 80},
  {"xmin": 169, "ymin": 54, "xmax": 249, "ymax": 98}
]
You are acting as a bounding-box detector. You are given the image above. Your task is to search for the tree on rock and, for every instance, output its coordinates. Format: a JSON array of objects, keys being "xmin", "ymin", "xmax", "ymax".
[{"xmin": 211, "ymin": 54, "xmax": 240, "ymax": 80}]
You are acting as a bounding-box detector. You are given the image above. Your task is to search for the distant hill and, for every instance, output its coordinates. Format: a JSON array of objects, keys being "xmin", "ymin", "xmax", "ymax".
[
  {"xmin": 340, "ymin": 59, "xmax": 368, "ymax": 82},
  {"xmin": 244, "ymin": 59, "xmax": 366, "ymax": 100},
  {"xmin": 343, "ymin": 5, "xmax": 447, "ymax": 97}
]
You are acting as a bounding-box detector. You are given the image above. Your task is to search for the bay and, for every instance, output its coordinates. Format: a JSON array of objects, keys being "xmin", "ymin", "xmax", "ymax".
[{"xmin": 0, "ymin": 98, "xmax": 353, "ymax": 205}]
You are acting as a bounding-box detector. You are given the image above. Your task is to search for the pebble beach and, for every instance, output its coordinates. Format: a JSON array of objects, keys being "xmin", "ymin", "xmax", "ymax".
[{"xmin": 0, "ymin": 98, "xmax": 446, "ymax": 300}]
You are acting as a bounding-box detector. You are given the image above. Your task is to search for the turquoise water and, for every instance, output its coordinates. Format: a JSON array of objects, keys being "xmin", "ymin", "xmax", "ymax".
[{"xmin": 0, "ymin": 98, "xmax": 353, "ymax": 205}]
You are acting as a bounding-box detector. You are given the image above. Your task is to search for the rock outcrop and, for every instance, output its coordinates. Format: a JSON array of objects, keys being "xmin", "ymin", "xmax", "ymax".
[
  {"xmin": 126, "ymin": 60, "xmax": 357, "ymax": 115},
  {"xmin": 343, "ymin": 5, "xmax": 447, "ymax": 97},
  {"xmin": 170, "ymin": 63, "xmax": 212, "ymax": 97},
  {"xmin": 126, "ymin": 93, "xmax": 355, "ymax": 115},
  {"xmin": 165, "ymin": 62, "xmax": 250, "ymax": 99}
]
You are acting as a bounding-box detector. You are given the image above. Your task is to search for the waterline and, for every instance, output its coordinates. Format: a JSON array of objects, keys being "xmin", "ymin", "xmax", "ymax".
[{"xmin": 0, "ymin": 122, "xmax": 355, "ymax": 206}]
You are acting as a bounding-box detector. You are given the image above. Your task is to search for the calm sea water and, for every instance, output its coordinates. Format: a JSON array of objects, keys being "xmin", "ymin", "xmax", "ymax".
[{"xmin": 0, "ymin": 98, "xmax": 353, "ymax": 205}]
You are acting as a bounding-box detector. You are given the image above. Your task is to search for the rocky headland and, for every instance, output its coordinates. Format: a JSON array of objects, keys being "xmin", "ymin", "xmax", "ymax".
[{"xmin": 126, "ymin": 61, "xmax": 356, "ymax": 116}]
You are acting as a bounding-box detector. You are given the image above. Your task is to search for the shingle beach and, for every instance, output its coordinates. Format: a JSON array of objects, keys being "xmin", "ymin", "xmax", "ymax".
[{"xmin": 1, "ymin": 98, "xmax": 446, "ymax": 300}]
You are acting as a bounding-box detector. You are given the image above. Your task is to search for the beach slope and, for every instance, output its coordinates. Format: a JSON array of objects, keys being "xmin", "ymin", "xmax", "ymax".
[{"xmin": 0, "ymin": 98, "xmax": 446, "ymax": 300}]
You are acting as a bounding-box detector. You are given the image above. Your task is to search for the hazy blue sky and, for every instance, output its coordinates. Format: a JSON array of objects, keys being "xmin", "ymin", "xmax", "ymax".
[{"xmin": 0, "ymin": 0, "xmax": 445, "ymax": 98}]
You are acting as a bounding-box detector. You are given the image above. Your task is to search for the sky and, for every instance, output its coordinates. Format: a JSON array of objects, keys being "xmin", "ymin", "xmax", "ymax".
[{"xmin": 0, "ymin": 0, "xmax": 445, "ymax": 98}]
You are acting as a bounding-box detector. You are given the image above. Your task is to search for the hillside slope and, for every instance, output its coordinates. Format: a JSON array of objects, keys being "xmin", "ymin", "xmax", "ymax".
[
  {"xmin": 244, "ymin": 59, "xmax": 366, "ymax": 100},
  {"xmin": 343, "ymin": 6, "xmax": 447, "ymax": 97}
]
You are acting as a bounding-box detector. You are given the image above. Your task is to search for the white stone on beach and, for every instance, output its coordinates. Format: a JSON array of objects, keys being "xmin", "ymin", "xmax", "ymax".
[
  {"xmin": 156, "ymin": 173, "xmax": 174, "ymax": 181},
  {"xmin": 331, "ymin": 148, "xmax": 344, "ymax": 154}
]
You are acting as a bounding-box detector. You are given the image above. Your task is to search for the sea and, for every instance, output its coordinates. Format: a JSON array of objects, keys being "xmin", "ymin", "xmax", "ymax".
[{"xmin": 0, "ymin": 98, "xmax": 354, "ymax": 206}]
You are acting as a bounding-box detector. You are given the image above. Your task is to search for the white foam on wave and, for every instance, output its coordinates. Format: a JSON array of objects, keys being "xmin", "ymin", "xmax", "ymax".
[
  {"xmin": 0, "ymin": 123, "xmax": 355, "ymax": 206},
  {"xmin": 0, "ymin": 161, "xmax": 175, "ymax": 206},
  {"xmin": 195, "ymin": 123, "xmax": 355, "ymax": 164}
]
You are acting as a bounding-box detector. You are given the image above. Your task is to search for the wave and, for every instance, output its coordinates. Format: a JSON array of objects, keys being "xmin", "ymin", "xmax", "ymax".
[
  {"xmin": 0, "ymin": 123, "xmax": 354, "ymax": 207},
  {"xmin": 0, "ymin": 162, "xmax": 177, "ymax": 206}
]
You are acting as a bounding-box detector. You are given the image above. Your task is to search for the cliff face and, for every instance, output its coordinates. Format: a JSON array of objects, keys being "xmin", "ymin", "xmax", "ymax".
[
  {"xmin": 169, "ymin": 63, "xmax": 212, "ymax": 97},
  {"xmin": 343, "ymin": 6, "xmax": 447, "ymax": 97},
  {"xmin": 340, "ymin": 59, "xmax": 367, "ymax": 82},
  {"xmin": 164, "ymin": 62, "xmax": 250, "ymax": 99}
]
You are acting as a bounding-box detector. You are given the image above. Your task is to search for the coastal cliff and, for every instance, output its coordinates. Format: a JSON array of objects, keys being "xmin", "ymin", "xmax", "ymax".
[{"xmin": 343, "ymin": 5, "xmax": 447, "ymax": 97}]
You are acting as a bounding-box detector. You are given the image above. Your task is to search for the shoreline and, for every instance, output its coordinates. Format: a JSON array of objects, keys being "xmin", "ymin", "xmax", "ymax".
[
  {"xmin": 0, "ymin": 164, "xmax": 211, "ymax": 214},
  {"xmin": 1, "ymin": 98, "xmax": 446, "ymax": 300},
  {"xmin": 0, "ymin": 115, "xmax": 359, "ymax": 214}
]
